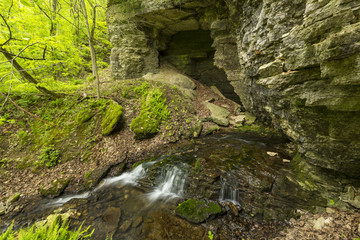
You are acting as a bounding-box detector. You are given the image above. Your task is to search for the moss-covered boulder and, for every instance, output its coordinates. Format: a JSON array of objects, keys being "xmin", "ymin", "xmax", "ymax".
[
  {"xmin": 75, "ymin": 109, "xmax": 94, "ymax": 125},
  {"xmin": 130, "ymin": 112, "xmax": 160, "ymax": 139},
  {"xmin": 130, "ymin": 89, "xmax": 170, "ymax": 139},
  {"xmin": 101, "ymin": 101, "xmax": 123, "ymax": 136},
  {"xmin": 39, "ymin": 178, "xmax": 71, "ymax": 198},
  {"xmin": 175, "ymin": 199, "xmax": 223, "ymax": 223}
]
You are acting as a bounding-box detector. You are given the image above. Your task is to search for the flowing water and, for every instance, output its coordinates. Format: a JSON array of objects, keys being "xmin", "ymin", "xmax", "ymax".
[{"xmin": 1, "ymin": 133, "xmax": 324, "ymax": 239}]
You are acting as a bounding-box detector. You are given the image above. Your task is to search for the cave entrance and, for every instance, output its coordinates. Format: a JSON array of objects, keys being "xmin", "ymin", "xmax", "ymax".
[{"xmin": 160, "ymin": 30, "xmax": 241, "ymax": 103}]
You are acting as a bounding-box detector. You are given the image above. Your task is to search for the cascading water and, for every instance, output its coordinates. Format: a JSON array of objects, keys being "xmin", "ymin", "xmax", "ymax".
[
  {"xmin": 95, "ymin": 161, "xmax": 155, "ymax": 191},
  {"xmin": 46, "ymin": 192, "xmax": 91, "ymax": 208},
  {"xmin": 45, "ymin": 161, "xmax": 156, "ymax": 208},
  {"xmin": 219, "ymin": 179, "xmax": 241, "ymax": 207},
  {"xmin": 147, "ymin": 165, "xmax": 188, "ymax": 202}
]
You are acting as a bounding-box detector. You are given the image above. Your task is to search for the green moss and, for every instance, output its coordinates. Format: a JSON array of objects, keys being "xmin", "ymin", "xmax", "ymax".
[
  {"xmin": 289, "ymin": 152, "xmax": 318, "ymax": 191},
  {"xmin": 101, "ymin": 101, "xmax": 123, "ymax": 136},
  {"xmin": 175, "ymin": 199, "xmax": 222, "ymax": 223},
  {"xmin": 130, "ymin": 88, "xmax": 170, "ymax": 139},
  {"xmin": 75, "ymin": 109, "xmax": 93, "ymax": 124},
  {"xmin": 8, "ymin": 193, "xmax": 20, "ymax": 203},
  {"xmin": 39, "ymin": 178, "xmax": 71, "ymax": 197},
  {"xmin": 130, "ymin": 112, "xmax": 160, "ymax": 139}
]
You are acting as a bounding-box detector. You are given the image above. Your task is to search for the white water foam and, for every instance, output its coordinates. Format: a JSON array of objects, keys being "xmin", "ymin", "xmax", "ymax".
[
  {"xmin": 46, "ymin": 161, "xmax": 156, "ymax": 208},
  {"xmin": 147, "ymin": 165, "xmax": 187, "ymax": 202},
  {"xmin": 95, "ymin": 164, "xmax": 147, "ymax": 191},
  {"xmin": 46, "ymin": 192, "xmax": 91, "ymax": 208},
  {"xmin": 219, "ymin": 181, "xmax": 241, "ymax": 207}
]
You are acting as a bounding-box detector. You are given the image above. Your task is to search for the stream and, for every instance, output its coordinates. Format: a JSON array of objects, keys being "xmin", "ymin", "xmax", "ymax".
[{"xmin": 1, "ymin": 133, "xmax": 323, "ymax": 239}]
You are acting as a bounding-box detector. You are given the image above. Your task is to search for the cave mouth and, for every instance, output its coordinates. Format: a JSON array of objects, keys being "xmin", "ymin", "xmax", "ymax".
[{"xmin": 159, "ymin": 30, "xmax": 241, "ymax": 104}]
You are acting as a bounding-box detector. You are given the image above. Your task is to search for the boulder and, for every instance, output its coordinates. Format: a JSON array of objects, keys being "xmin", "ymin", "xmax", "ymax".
[
  {"xmin": 101, "ymin": 101, "xmax": 123, "ymax": 136},
  {"xmin": 205, "ymin": 102, "xmax": 230, "ymax": 127},
  {"xmin": 175, "ymin": 199, "xmax": 223, "ymax": 224}
]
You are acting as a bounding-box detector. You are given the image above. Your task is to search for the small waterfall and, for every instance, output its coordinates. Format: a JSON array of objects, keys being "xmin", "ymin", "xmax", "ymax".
[
  {"xmin": 95, "ymin": 161, "xmax": 155, "ymax": 191},
  {"xmin": 219, "ymin": 181, "xmax": 241, "ymax": 207},
  {"xmin": 147, "ymin": 165, "xmax": 187, "ymax": 202},
  {"xmin": 47, "ymin": 192, "xmax": 91, "ymax": 207},
  {"xmin": 46, "ymin": 162, "xmax": 155, "ymax": 208}
]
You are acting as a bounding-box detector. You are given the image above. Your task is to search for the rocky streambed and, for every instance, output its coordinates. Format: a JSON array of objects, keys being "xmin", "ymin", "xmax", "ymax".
[{"xmin": 0, "ymin": 132, "xmax": 327, "ymax": 239}]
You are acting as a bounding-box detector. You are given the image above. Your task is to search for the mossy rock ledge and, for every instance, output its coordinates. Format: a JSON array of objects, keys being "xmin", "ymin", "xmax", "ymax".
[
  {"xmin": 75, "ymin": 109, "xmax": 94, "ymax": 125},
  {"xmin": 101, "ymin": 101, "xmax": 123, "ymax": 136},
  {"xmin": 175, "ymin": 199, "xmax": 223, "ymax": 224}
]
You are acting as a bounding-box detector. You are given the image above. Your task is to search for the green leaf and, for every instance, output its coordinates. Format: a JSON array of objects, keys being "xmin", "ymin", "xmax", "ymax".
[{"xmin": 20, "ymin": 0, "xmax": 31, "ymax": 7}]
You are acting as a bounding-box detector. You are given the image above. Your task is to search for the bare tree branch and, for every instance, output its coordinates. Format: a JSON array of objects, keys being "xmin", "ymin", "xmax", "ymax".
[
  {"xmin": 0, "ymin": 14, "xmax": 12, "ymax": 46},
  {"xmin": 0, "ymin": 91, "xmax": 55, "ymax": 126},
  {"xmin": 0, "ymin": 48, "xmax": 47, "ymax": 61}
]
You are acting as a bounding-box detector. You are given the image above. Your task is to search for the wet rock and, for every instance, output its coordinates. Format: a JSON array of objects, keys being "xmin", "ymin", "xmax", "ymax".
[
  {"xmin": 103, "ymin": 207, "xmax": 121, "ymax": 233},
  {"xmin": 119, "ymin": 220, "xmax": 132, "ymax": 232},
  {"xmin": 227, "ymin": 202, "xmax": 240, "ymax": 217},
  {"xmin": 39, "ymin": 178, "xmax": 71, "ymax": 198},
  {"xmin": 84, "ymin": 166, "xmax": 112, "ymax": 189},
  {"xmin": 202, "ymin": 123, "xmax": 220, "ymax": 135},
  {"xmin": 205, "ymin": 102, "xmax": 230, "ymax": 127},
  {"xmin": 175, "ymin": 199, "xmax": 223, "ymax": 224}
]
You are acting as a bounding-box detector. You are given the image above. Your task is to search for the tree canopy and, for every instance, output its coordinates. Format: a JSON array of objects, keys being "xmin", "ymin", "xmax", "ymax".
[{"xmin": 0, "ymin": 0, "xmax": 110, "ymax": 97}]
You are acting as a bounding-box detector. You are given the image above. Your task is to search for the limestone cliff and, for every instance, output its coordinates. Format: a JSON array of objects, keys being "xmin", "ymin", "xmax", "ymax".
[{"xmin": 107, "ymin": 0, "xmax": 360, "ymax": 184}]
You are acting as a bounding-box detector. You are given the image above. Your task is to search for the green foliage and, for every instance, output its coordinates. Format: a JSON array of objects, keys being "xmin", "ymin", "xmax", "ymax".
[
  {"xmin": 101, "ymin": 101, "xmax": 123, "ymax": 135},
  {"xmin": 38, "ymin": 145, "xmax": 60, "ymax": 168},
  {"xmin": 0, "ymin": 218, "xmax": 93, "ymax": 240},
  {"xmin": 17, "ymin": 130, "xmax": 28, "ymax": 145},
  {"xmin": 75, "ymin": 109, "xmax": 94, "ymax": 125},
  {"xmin": 130, "ymin": 88, "xmax": 170, "ymax": 139},
  {"xmin": 208, "ymin": 231, "xmax": 214, "ymax": 240},
  {"xmin": 0, "ymin": 0, "xmax": 110, "ymax": 95},
  {"xmin": 84, "ymin": 172, "xmax": 92, "ymax": 179},
  {"xmin": 194, "ymin": 159, "xmax": 201, "ymax": 173}
]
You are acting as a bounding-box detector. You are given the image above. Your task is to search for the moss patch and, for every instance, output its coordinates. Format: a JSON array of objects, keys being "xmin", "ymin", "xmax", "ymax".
[
  {"xmin": 75, "ymin": 109, "xmax": 94, "ymax": 125},
  {"xmin": 101, "ymin": 101, "xmax": 123, "ymax": 136},
  {"xmin": 39, "ymin": 178, "xmax": 71, "ymax": 198},
  {"xmin": 130, "ymin": 88, "xmax": 170, "ymax": 139},
  {"xmin": 175, "ymin": 199, "xmax": 222, "ymax": 223}
]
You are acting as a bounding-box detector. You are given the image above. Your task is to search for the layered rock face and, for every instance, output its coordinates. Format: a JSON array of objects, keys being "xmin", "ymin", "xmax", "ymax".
[{"xmin": 107, "ymin": 0, "xmax": 360, "ymax": 178}]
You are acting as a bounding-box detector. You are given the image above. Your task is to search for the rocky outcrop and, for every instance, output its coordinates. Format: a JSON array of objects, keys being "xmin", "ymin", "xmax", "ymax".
[{"xmin": 107, "ymin": 0, "xmax": 360, "ymax": 193}]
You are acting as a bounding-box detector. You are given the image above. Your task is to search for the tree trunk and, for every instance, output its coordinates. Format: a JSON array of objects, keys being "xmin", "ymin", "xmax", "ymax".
[
  {"xmin": 81, "ymin": 0, "xmax": 100, "ymax": 99},
  {"xmin": 1, "ymin": 48, "xmax": 61, "ymax": 98},
  {"xmin": 50, "ymin": 0, "xmax": 57, "ymax": 36}
]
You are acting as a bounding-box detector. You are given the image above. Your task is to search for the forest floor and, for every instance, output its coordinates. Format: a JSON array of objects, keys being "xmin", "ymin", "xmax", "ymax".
[
  {"xmin": 1, "ymin": 66, "xmax": 360, "ymax": 239},
  {"xmin": 0, "ymin": 65, "xmax": 243, "ymax": 215}
]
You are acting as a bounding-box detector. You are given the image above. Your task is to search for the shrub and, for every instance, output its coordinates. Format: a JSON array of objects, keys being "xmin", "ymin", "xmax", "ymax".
[{"xmin": 38, "ymin": 145, "xmax": 60, "ymax": 168}]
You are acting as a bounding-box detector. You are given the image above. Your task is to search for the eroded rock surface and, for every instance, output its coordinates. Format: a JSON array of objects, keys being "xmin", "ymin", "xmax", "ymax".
[{"xmin": 107, "ymin": 0, "xmax": 360, "ymax": 204}]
